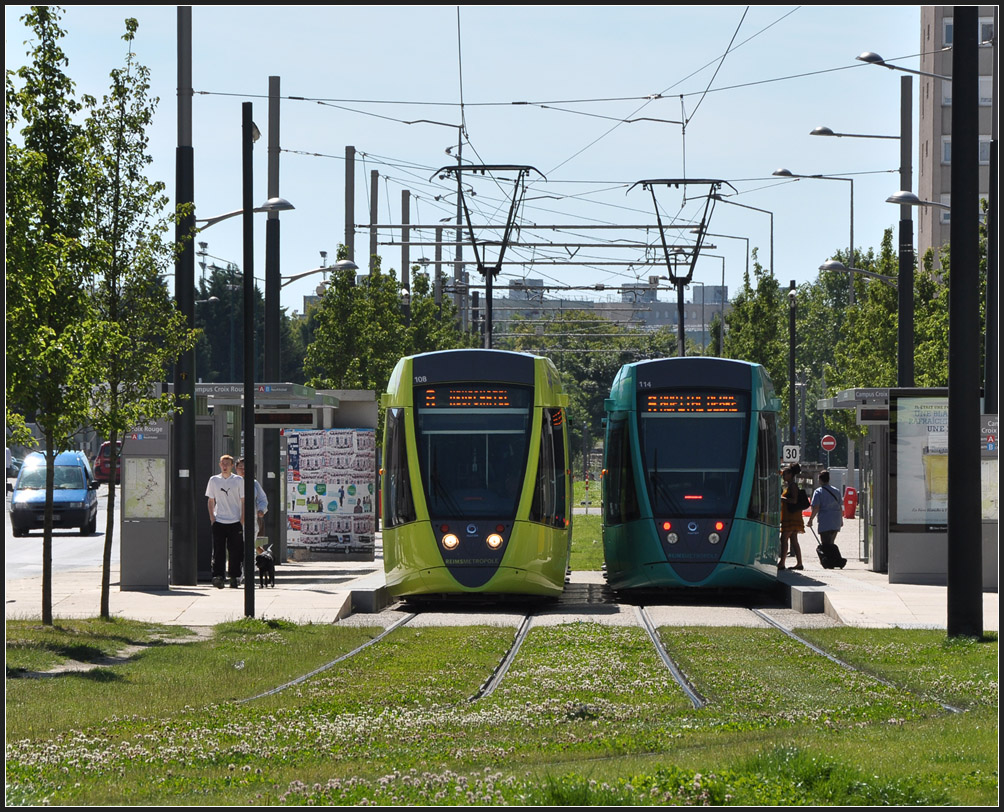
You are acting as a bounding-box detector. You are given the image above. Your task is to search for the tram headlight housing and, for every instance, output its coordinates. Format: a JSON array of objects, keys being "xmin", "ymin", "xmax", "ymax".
[
  {"xmin": 666, "ymin": 532, "xmax": 679, "ymax": 544},
  {"xmin": 486, "ymin": 533, "xmax": 503, "ymax": 549},
  {"xmin": 708, "ymin": 532, "xmax": 721, "ymax": 544},
  {"xmin": 442, "ymin": 533, "xmax": 460, "ymax": 550}
]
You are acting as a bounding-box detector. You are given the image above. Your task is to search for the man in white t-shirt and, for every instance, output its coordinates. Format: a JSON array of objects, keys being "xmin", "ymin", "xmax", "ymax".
[{"xmin": 206, "ymin": 455, "xmax": 245, "ymax": 589}]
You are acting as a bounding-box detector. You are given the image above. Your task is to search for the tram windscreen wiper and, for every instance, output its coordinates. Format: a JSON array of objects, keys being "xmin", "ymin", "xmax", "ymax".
[
  {"xmin": 430, "ymin": 450, "xmax": 463, "ymax": 516},
  {"xmin": 650, "ymin": 469, "xmax": 684, "ymax": 514}
]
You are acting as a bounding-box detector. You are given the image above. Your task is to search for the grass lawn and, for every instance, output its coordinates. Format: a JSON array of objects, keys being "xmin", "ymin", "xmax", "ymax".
[{"xmin": 5, "ymin": 618, "xmax": 997, "ymax": 805}]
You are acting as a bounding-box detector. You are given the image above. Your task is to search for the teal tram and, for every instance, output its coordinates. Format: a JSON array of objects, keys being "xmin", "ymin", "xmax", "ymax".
[
  {"xmin": 381, "ymin": 349, "xmax": 572, "ymax": 598},
  {"xmin": 602, "ymin": 357, "xmax": 782, "ymax": 591}
]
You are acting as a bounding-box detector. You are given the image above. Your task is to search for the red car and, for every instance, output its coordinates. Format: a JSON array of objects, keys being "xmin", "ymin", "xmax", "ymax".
[{"xmin": 93, "ymin": 441, "xmax": 122, "ymax": 483}]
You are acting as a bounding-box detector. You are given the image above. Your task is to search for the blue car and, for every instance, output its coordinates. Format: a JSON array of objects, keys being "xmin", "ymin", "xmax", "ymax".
[{"xmin": 9, "ymin": 451, "xmax": 100, "ymax": 537}]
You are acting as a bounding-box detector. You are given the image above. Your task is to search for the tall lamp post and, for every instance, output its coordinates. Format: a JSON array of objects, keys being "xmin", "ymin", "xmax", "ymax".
[
  {"xmin": 174, "ymin": 192, "xmax": 291, "ymax": 594},
  {"xmin": 812, "ymin": 90, "xmax": 914, "ymax": 386},
  {"xmin": 811, "ymin": 54, "xmax": 951, "ymax": 386},
  {"xmin": 241, "ymin": 102, "xmax": 257, "ymax": 617},
  {"xmin": 171, "ymin": 189, "xmax": 290, "ymax": 587},
  {"xmin": 788, "ymin": 281, "xmax": 797, "ymax": 447}
]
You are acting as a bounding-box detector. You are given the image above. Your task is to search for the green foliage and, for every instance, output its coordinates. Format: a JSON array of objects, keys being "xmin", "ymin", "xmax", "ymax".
[
  {"xmin": 830, "ymin": 230, "xmax": 899, "ymax": 394},
  {"xmin": 722, "ymin": 249, "xmax": 786, "ymax": 400},
  {"xmin": 569, "ymin": 513, "xmax": 604, "ymax": 570},
  {"xmin": 81, "ymin": 18, "xmax": 199, "ymax": 618},
  {"xmin": 4, "ymin": 622, "xmax": 997, "ymax": 805},
  {"xmin": 305, "ymin": 258, "xmax": 408, "ymax": 392},
  {"xmin": 193, "ymin": 262, "xmax": 262, "ymax": 381},
  {"xmin": 304, "ymin": 258, "xmax": 474, "ymax": 394},
  {"xmin": 6, "ymin": 6, "xmax": 97, "ymax": 625}
]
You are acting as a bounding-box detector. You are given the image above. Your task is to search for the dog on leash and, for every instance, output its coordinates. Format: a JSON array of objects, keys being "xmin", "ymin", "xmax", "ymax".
[{"xmin": 255, "ymin": 544, "xmax": 275, "ymax": 588}]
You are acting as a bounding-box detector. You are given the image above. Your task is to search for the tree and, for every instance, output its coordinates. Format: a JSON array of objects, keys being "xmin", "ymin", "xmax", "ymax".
[
  {"xmin": 83, "ymin": 18, "xmax": 198, "ymax": 619},
  {"xmin": 722, "ymin": 250, "xmax": 787, "ymax": 413},
  {"xmin": 305, "ymin": 256, "xmax": 405, "ymax": 392},
  {"xmin": 407, "ymin": 270, "xmax": 477, "ymax": 357},
  {"xmin": 6, "ymin": 6, "xmax": 95, "ymax": 625},
  {"xmin": 304, "ymin": 256, "xmax": 473, "ymax": 395},
  {"xmin": 193, "ymin": 262, "xmax": 263, "ymax": 383},
  {"xmin": 830, "ymin": 230, "xmax": 899, "ymax": 393}
]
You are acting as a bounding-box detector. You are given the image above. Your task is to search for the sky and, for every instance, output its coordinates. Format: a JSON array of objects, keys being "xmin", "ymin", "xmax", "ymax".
[{"xmin": 6, "ymin": 5, "xmax": 924, "ymax": 315}]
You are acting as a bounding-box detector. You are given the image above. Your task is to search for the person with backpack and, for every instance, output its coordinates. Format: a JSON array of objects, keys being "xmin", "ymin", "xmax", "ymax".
[
  {"xmin": 778, "ymin": 463, "xmax": 805, "ymax": 571},
  {"xmin": 807, "ymin": 469, "xmax": 847, "ymax": 569}
]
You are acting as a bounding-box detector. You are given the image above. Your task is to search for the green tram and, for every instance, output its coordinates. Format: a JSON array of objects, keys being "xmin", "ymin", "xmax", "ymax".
[
  {"xmin": 603, "ymin": 357, "xmax": 782, "ymax": 591},
  {"xmin": 381, "ymin": 349, "xmax": 572, "ymax": 598}
]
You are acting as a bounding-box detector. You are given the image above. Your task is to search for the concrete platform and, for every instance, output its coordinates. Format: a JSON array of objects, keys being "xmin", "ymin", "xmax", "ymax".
[{"xmin": 5, "ymin": 521, "xmax": 997, "ymax": 632}]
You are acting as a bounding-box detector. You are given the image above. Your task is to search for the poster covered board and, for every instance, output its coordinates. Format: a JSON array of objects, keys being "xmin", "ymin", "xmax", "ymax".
[{"xmin": 284, "ymin": 428, "xmax": 376, "ymax": 558}]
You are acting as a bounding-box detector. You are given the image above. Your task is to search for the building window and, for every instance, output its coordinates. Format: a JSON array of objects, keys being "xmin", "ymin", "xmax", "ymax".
[
  {"xmin": 979, "ymin": 76, "xmax": 993, "ymax": 106},
  {"xmin": 941, "ymin": 137, "xmax": 951, "ymax": 165},
  {"xmin": 980, "ymin": 137, "xmax": 991, "ymax": 165},
  {"xmin": 940, "ymin": 194, "xmax": 951, "ymax": 225},
  {"xmin": 942, "ymin": 80, "xmax": 952, "ymax": 107},
  {"xmin": 979, "ymin": 17, "xmax": 994, "ymax": 45},
  {"xmin": 943, "ymin": 16, "xmax": 953, "ymax": 46}
]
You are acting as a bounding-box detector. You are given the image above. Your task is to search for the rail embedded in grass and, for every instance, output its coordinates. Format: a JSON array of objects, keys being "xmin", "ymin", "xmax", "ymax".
[
  {"xmin": 5, "ymin": 622, "xmax": 997, "ymax": 806},
  {"xmin": 636, "ymin": 605, "xmax": 706, "ymax": 709},
  {"xmin": 470, "ymin": 614, "xmax": 534, "ymax": 701}
]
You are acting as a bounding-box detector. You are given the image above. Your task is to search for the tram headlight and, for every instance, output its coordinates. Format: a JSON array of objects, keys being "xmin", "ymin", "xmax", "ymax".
[
  {"xmin": 708, "ymin": 532, "xmax": 721, "ymax": 544},
  {"xmin": 666, "ymin": 532, "xmax": 679, "ymax": 544},
  {"xmin": 442, "ymin": 533, "xmax": 460, "ymax": 550},
  {"xmin": 486, "ymin": 533, "xmax": 504, "ymax": 549}
]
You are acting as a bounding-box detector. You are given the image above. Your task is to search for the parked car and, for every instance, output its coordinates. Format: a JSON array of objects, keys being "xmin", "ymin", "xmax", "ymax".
[
  {"xmin": 9, "ymin": 451, "xmax": 100, "ymax": 537},
  {"xmin": 93, "ymin": 440, "xmax": 122, "ymax": 483}
]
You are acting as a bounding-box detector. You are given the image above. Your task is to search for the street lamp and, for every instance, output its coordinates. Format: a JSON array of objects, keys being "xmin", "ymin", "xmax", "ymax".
[
  {"xmin": 811, "ymin": 73, "xmax": 913, "ymax": 386},
  {"xmin": 171, "ymin": 199, "xmax": 294, "ymax": 587},
  {"xmin": 280, "ymin": 260, "xmax": 359, "ymax": 288},
  {"xmin": 818, "ymin": 259, "xmax": 897, "ymax": 288},
  {"xmin": 855, "ymin": 51, "xmax": 951, "ymax": 81},
  {"xmin": 885, "ymin": 191, "xmax": 951, "ymax": 209},
  {"xmin": 195, "ymin": 196, "xmax": 293, "ymax": 230}
]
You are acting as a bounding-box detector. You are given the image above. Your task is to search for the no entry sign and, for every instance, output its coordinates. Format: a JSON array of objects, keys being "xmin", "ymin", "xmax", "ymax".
[{"xmin": 821, "ymin": 434, "xmax": 837, "ymax": 452}]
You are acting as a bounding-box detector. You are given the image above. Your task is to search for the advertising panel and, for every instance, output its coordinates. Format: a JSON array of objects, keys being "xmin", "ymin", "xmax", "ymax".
[
  {"xmin": 284, "ymin": 428, "xmax": 376, "ymax": 558},
  {"xmin": 891, "ymin": 394, "xmax": 948, "ymax": 530},
  {"xmin": 981, "ymin": 414, "xmax": 998, "ymax": 522}
]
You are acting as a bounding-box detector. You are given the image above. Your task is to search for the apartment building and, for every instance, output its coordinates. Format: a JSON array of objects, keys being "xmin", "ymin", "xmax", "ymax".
[{"xmin": 917, "ymin": 7, "xmax": 996, "ymax": 268}]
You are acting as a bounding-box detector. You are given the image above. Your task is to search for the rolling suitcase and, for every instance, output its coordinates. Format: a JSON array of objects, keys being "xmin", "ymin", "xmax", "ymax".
[{"xmin": 808, "ymin": 526, "xmax": 846, "ymax": 569}]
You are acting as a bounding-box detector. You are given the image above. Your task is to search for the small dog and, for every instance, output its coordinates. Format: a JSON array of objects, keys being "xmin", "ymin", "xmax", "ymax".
[{"xmin": 255, "ymin": 544, "xmax": 275, "ymax": 588}]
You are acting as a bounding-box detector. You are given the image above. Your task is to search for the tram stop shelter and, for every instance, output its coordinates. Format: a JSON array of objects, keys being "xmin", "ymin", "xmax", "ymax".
[
  {"xmin": 817, "ymin": 387, "xmax": 997, "ymax": 592},
  {"xmin": 119, "ymin": 383, "xmax": 377, "ymax": 589}
]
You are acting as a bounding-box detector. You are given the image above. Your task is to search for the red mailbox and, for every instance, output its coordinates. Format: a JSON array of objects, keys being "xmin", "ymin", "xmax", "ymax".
[{"xmin": 843, "ymin": 486, "xmax": 858, "ymax": 519}]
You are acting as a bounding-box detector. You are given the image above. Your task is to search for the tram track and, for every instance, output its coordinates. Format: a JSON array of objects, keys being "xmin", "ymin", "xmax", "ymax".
[
  {"xmin": 750, "ymin": 608, "xmax": 965, "ymax": 714},
  {"xmin": 636, "ymin": 605, "xmax": 707, "ymax": 709},
  {"xmin": 470, "ymin": 613, "xmax": 534, "ymax": 700},
  {"xmin": 240, "ymin": 593, "xmax": 965, "ymax": 717},
  {"xmin": 237, "ymin": 611, "xmax": 417, "ymax": 704}
]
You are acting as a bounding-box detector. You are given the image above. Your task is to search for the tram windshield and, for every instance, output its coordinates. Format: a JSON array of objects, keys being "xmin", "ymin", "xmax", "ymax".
[
  {"xmin": 638, "ymin": 390, "xmax": 750, "ymax": 516},
  {"xmin": 415, "ymin": 384, "xmax": 533, "ymax": 518}
]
